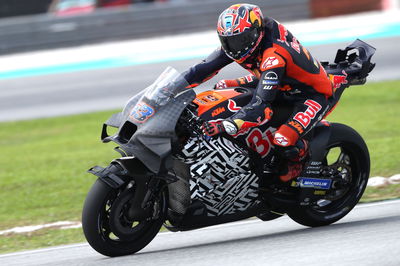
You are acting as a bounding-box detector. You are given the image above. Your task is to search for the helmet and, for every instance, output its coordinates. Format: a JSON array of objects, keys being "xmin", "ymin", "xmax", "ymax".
[{"xmin": 217, "ymin": 4, "xmax": 264, "ymax": 61}]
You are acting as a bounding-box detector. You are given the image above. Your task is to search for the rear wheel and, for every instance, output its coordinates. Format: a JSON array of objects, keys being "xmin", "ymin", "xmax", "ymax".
[
  {"xmin": 288, "ymin": 123, "xmax": 370, "ymax": 227},
  {"xmin": 82, "ymin": 179, "xmax": 166, "ymax": 257}
]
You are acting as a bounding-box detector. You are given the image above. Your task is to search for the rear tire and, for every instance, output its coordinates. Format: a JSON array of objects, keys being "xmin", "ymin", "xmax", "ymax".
[
  {"xmin": 82, "ymin": 179, "xmax": 166, "ymax": 257},
  {"xmin": 288, "ymin": 123, "xmax": 370, "ymax": 227}
]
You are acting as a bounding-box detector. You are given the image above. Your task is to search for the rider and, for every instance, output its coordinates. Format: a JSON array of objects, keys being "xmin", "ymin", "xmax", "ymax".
[{"xmin": 183, "ymin": 3, "xmax": 333, "ymax": 182}]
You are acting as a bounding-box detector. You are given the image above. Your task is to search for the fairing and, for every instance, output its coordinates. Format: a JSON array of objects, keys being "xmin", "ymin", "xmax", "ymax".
[{"xmin": 102, "ymin": 67, "xmax": 196, "ymax": 174}]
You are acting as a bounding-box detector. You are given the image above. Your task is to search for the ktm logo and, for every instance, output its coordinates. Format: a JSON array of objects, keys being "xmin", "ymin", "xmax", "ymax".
[
  {"xmin": 212, "ymin": 107, "xmax": 226, "ymax": 117},
  {"xmin": 288, "ymin": 120, "xmax": 304, "ymax": 134}
]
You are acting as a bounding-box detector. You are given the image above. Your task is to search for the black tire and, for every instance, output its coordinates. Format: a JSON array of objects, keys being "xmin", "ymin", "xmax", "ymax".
[
  {"xmin": 82, "ymin": 179, "xmax": 167, "ymax": 257},
  {"xmin": 288, "ymin": 123, "xmax": 370, "ymax": 227}
]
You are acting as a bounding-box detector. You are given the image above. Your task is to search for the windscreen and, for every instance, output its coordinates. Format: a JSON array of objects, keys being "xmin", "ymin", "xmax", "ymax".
[{"xmin": 121, "ymin": 67, "xmax": 191, "ymax": 127}]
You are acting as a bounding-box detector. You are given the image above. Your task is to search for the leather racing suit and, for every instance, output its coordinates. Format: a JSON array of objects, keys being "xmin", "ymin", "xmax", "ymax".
[{"xmin": 183, "ymin": 17, "xmax": 333, "ymax": 167}]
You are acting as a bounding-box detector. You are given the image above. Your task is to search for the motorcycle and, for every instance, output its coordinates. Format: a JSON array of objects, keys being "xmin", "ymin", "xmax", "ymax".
[{"xmin": 82, "ymin": 39, "xmax": 376, "ymax": 257}]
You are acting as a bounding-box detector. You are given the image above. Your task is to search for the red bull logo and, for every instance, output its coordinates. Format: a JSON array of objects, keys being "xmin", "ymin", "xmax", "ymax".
[
  {"xmin": 330, "ymin": 70, "xmax": 348, "ymax": 89},
  {"xmin": 293, "ymin": 99, "xmax": 322, "ymax": 128}
]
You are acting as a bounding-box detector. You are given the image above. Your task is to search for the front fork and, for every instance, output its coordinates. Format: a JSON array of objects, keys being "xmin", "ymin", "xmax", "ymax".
[{"xmin": 88, "ymin": 157, "xmax": 172, "ymax": 221}]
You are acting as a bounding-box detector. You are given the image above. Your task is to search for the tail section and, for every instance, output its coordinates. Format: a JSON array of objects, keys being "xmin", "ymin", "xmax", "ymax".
[{"xmin": 322, "ymin": 39, "xmax": 376, "ymax": 103}]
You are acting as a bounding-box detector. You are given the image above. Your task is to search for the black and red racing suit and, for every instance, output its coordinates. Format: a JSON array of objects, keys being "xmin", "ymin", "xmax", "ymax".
[{"xmin": 183, "ymin": 17, "xmax": 333, "ymax": 148}]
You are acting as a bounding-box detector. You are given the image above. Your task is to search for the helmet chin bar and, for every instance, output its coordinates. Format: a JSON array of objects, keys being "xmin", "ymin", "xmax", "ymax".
[{"xmin": 233, "ymin": 30, "xmax": 264, "ymax": 63}]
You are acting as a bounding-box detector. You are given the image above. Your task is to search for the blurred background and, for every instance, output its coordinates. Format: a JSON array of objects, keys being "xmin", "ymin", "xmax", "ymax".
[
  {"xmin": 0, "ymin": 0, "xmax": 399, "ymax": 263},
  {"xmin": 0, "ymin": 0, "xmax": 395, "ymax": 54}
]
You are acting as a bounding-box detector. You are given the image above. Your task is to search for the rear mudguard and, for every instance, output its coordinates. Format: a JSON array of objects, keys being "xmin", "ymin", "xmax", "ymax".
[{"xmin": 307, "ymin": 122, "xmax": 332, "ymax": 161}]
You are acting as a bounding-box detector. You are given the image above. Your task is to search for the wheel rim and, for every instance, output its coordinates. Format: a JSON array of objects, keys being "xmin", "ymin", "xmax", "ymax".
[
  {"xmin": 311, "ymin": 141, "xmax": 367, "ymax": 213},
  {"xmin": 97, "ymin": 182, "xmax": 163, "ymax": 244}
]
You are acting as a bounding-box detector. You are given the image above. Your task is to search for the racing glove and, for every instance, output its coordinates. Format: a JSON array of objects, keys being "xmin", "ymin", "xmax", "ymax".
[
  {"xmin": 214, "ymin": 79, "xmax": 239, "ymax": 90},
  {"xmin": 202, "ymin": 120, "xmax": 238, "ymax": 136}
]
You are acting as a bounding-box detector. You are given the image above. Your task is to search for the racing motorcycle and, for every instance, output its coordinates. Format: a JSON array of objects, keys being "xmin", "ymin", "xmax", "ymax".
[{"xmin": 82, "ymin": 39, "xmax": 376, "ymax": 257}]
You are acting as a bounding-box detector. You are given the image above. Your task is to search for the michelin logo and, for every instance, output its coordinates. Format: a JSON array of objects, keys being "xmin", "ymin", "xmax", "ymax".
[{"xmin": 298, "ymin": 177, "xmax": 332, "ymax": 190}]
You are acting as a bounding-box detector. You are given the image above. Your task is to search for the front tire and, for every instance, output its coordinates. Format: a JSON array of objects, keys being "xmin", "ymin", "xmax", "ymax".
[
  {"xmin": 82, "ymin": 179, "xmax": 166, "ymax": 257},
  {"xmin": 288, "ymin": 123, "xmax": 370, "ymax": 227}
]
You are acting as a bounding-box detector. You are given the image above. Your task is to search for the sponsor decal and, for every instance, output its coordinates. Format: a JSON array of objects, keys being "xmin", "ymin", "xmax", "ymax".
[
  {"xmin": 194, "ymin": 98, "xmax": 207, "ymax": 105},
  {"xmin": 291, "ymin": 37, "xmax": 301, "ymax": 53},
  {"xmin": 298, "ymin": 177, "xmax": 332, "ymax": 190},
  {"xmin": 288, "ymin": 120, "xmax": 304, "ymax": 134},
  {"xmin": 262, "ymin": 80, "xmax": 279, "ymax": 85},
  {"xmin": 211, "ymin": 107, "xmax": 226, "ymax": 117},
  {"xmin": 245, "ymin": 128, "xmax": 275, "ymax": 157},
  {"xmin": 265, "ymin": 71, "xmax": 278, "ymax": 80},
  {"xmin": 130, "ymin": 101, "xmax": 155, "ymax": 123},
  {"xmin": 277, "ymin": 23, "xmax": 288, "ymax": 44},
  {"xmin": 215, "ymin": 80, "xmax": 227, "ymax": 89},
  {"xmin": 222, "ymin": 120, "xmax": 237, "ymax": 135},
  {"xmin": 310, "ymin": 161, "xmax": 322, "ymax": 166},
  {"xmin": 262, "ymin": 85, "xmax": 274, "ymax": 90},
  {"xmin": 330, "ymin": 70, "xmax": 348, "ymax": 89},
  {"xmin": 274, "ymin": 132, "xmax": 289, "ymax": 146},
  {"xmin": 293, "ymin": 99, "xmax": 322, "ymax": 128},
  {"xmin": 262, "ymin": 71, "xmax": 279, "ymax": 86},
  {"xmin": 228, "ymin": 99, "xmax": 241, "ymax": 112},
  {"xmin": 203, "ymin": 94, "xmax": 219, "ymax": 102},
  {"xmin": 261, "ymin": 57, "xmax": 279, "ymax": 69},
  {"xmin": 245, "ymin": 74, "xmax": 254, "ymax": 82}
]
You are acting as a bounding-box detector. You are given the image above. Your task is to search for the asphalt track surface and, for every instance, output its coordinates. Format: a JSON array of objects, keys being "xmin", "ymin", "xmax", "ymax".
[
  {"xmin": 0, "ymin": 200, "xmax": 399, "ymax": 266},
  {"xmin": 0, "ymin": 36, "xmax": 398, "ymax": 122}
]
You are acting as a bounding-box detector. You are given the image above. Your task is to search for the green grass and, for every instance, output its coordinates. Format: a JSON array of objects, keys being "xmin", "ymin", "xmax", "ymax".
[
  {"xmin": 0, "ymin": 79, "xmax": 399, "ymax": 254},
  {"xmin": 0, "ymin": 111, "xmax": 118, "ymax": 230},
  {"xmin": 361, "ymin": 184, "xmax": 400, "ymax": 203},
  {"xmin": 327, "ymin": 80, "xmax": 400, "ymax": 176},
  {"xmin": 0, "ymin": 228, "xmax": 86, "ymax": 254}
]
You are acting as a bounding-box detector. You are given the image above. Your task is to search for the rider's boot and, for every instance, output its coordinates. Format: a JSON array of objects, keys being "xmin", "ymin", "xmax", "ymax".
[{"xmin": 278, "ymin": 139, "xmax": 309, "ymax": 182}]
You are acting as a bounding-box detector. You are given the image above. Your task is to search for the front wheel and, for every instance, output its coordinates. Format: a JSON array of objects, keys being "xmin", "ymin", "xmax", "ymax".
[
  {"xmin": 288, "ymin": 123, "xmax": 370, "ymax": 227},
  {"xmin": 82, "ymin": 179, "xmax": 167, "ymax": 257}
]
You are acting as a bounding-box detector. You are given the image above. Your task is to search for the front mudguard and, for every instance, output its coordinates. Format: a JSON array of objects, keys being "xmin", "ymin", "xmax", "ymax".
[
  {"xmin": 88, "ymin": 157, "xmax": 154, "ymax": 189},
  {"xmin": 88, "ymin": 157, "xmax": 161, "ymax": 221}
]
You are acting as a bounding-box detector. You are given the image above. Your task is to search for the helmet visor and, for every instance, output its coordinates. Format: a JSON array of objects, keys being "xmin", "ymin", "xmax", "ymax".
[{"xmin": 219, "ymin": 27, "xmax": 259, "ymax": 60}]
